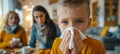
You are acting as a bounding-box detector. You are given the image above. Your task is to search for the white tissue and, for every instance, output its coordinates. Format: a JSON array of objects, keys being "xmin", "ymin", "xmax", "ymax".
[
  {"xmin": 10, "ymin": 38, "xmax": 22, "ymax": 46},
  {"xmin": 60, "ymin": 27, "xmax": 87, "ymax": 50}
]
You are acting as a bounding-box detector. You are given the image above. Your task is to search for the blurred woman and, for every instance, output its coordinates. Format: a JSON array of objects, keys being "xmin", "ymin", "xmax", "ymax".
[
  {"xmin": 0, "ymin": 11, "xmax": 28, "ymax": 48},
  {"xmin": 29, "ymin": 5, "xmax": 58, "ymax": 54}
]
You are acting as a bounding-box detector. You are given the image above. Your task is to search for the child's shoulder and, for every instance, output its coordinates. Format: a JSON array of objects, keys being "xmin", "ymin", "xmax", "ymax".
[
  {"xmin": 54, "ymin": 37, "xmax": 62, "ymax": 43},
  {"xmin": 84, "ymin": 36, "xmax": 101, "ymax": 43},
  {"xmin": 83, "ymin": 36, "xmax": 106, "ymax": 53},
  {"xmin": 52, "ymin": 37, "xmax": 62, "ymax": 49},
  {"xmin": 84, "ymin": 36, "xmax": 104, "ymax": 47}
]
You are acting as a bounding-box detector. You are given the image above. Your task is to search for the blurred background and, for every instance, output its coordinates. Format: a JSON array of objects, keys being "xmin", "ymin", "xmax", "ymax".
[{"xmin": 0, "ymin": 0, "xmax": 120, "ymax": 54}]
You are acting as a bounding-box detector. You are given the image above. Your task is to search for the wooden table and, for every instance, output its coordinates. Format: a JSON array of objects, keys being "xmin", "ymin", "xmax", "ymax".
[{"xmin": 0, "ymin": 48, "xmax": 37, "ymax": 54}]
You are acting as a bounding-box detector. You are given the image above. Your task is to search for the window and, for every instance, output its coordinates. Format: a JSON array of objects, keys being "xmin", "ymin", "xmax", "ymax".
[{"xmin": 0, "ymin": 0, "xmax": 2, "ymax": 29}]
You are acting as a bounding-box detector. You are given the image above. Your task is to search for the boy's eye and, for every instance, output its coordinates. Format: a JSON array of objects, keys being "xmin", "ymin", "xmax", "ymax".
[
  {"xmin": 75, "ymin": 20, "xmax": 84, "ymax": 24},
  {"xmin": 61, "ymin": 21, "xmax": 68, "ymax": 25}
]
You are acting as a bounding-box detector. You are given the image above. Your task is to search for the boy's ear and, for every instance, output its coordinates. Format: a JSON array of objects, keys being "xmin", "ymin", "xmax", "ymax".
[
  {"xmin": 88, "ymin": 18, "xmax": 92, "ymax": 27},
  {"xmin": 57, "ymin": 19, "xmax": 59, "ymax": 25},
  {"xmin": 56, "ymin": 19, "xmax": 60, "ymax": 26}
]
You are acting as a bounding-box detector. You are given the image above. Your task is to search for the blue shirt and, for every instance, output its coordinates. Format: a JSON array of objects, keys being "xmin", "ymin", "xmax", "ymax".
[{"xmin": 29, "ymin": 24, "xmax": 61, "ymax": 48}]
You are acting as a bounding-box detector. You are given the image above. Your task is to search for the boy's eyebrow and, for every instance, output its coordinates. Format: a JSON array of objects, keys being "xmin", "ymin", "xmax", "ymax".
[{"xmin": 59, "ymin": 18, "xmax": 69, "ymax": 21}]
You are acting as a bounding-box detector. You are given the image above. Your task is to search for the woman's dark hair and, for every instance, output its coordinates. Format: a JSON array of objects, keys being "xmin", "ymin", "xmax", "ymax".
[{"xmin": 32, "ymin": 5, "xmax": 57, "ymax": 42}]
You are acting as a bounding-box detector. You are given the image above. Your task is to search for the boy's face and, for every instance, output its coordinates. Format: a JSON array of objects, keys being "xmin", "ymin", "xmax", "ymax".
[{"xmin": 58, "ymin": 4, "xmax": 91, "ymax": 34}]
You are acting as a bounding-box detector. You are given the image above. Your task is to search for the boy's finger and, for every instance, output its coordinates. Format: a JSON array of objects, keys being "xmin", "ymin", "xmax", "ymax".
[{"xmin": 60, "ymin": 31, "xmax": 71, "ymax": 51}]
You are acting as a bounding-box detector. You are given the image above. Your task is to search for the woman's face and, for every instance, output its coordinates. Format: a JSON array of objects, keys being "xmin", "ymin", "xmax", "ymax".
[
  {"xmin": 58, "ymin": 4, "xmax": 91, "ymax": 34},
  {"xmin": 33, "ymin": 11, "xmax": 46, "ymax": 24},
  {"xmin": 8, "ymin": 13, "xmax": 19, "ymax": 26}
]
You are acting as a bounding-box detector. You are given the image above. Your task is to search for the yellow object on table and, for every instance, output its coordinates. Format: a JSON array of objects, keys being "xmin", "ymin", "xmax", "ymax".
[
  {"xmin": 0, "ymin": 49, "xmax": 15, "ymax": 54},
  {"xmin": 37, "ymin": 49, "xmax": 51, "ymax": 54},
  {"xmin": 100, "ymin": 26, "xmax": 109, "ymax": 37}
]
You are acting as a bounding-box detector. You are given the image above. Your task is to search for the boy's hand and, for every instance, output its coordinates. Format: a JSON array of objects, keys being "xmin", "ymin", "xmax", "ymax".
[
  {"xmin": 60, "ymin": 29, "xmax": 83, "ymax": 54},
  {"xmin": 71, "ymin": 30, "xmax": 83, "ymax": 54},
  {"xmin": 60, "ymin": 31, "xmax": 71, "ymax": 54}
]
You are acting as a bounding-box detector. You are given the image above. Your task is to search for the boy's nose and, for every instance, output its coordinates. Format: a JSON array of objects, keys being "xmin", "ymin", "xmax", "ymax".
[{"xmin": 68, "ymin": 21, "xmax": 75, "ymax": 27}]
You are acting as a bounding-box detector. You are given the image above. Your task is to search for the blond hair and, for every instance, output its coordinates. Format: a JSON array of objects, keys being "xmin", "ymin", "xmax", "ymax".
[
  {"xmin": 59, "ymin": 0, "xmax": 89, "ymax": 5},
  {"xmin": 57, "ymin": 0, "xmax": 90, "ymax": 16}
]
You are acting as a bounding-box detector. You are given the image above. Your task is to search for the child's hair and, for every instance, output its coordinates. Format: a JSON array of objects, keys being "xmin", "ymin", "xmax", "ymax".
[{"xmin": 57, "ymin": 0, "xmax": 90, "ymax": 16}]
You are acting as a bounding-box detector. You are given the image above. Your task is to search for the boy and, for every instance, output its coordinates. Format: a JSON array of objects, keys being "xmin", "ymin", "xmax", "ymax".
[{"xmin": 51, "ymin": 0, "xmax": 106, "ymax": 54}]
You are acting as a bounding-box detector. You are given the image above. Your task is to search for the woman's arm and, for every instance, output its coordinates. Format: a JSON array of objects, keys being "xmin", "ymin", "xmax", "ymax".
[
  {"xmin": 29, "ymin": 26, "xmax": 37, "ymax": 48},
  {"xmin": 0, "ymin": 31, "xmax": 11, "ymax": 48},
  {"xmin": 20, "ymin": 29, "xmax": 28, "ymax": 46}
]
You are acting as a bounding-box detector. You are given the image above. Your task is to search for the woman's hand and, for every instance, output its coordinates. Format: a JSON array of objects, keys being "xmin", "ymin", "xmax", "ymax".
[
  {"xmin": 10, "ymin": 40, "xmax": 20, "ymax": 48},
  {"xmin": 60, "ymin": 31, "xmax": 71, "ymax": 54},
  {"xmin": 71, "ymin": 30, "xmax": 83, "ymax": 54}
]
